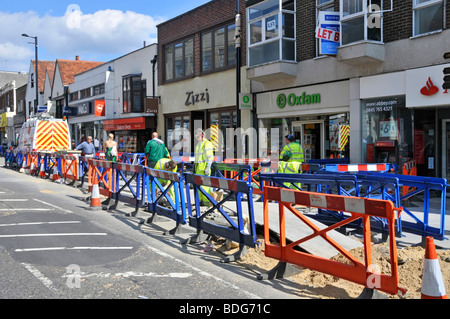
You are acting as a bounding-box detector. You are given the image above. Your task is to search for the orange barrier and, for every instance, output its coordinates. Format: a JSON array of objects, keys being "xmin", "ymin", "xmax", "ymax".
[
  {"xmin": 27, "ymin": 151, "xmax": 40, "ymax": 175},
  {"xmin": 402, "ymin": 160, "xmax": 417, "ymax": 196},
  {"xmin": 223, "ymin": 158, "xmax": 268, "ymax": 195},
  {"xmin": 262, "ymin": 186, "xmax": 407, "ymax": 296},
  {"xmin": 88, "ymin": 159, "xmax": 114, "ymax": 198},
  {"xmin": 60, "ymin": 154, "xmax": 79, "ymax": 184}
]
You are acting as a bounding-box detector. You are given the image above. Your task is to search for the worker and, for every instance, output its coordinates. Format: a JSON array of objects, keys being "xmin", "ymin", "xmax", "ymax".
[
  {"xmin": 279, "ymin": 134, "xmax": 304, "ymax": 189},
  {"xmin": 194, "ymin": 129, "xmax": 214, "ymax": 206},
  {"xmin": 154, "ymin": 158, "xmax": 178, "ymax": 202},
  {"xmin": 145, "ymin": 132, "xmax": 169, "ymax": 168}
]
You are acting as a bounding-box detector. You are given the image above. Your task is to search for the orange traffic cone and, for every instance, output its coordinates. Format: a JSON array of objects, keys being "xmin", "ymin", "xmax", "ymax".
[
  {"xmin": 51, "ymin": 166, "xmax": 60, "ymax": 182},
  {"xmin": 39, "ymin": 161, "xmax": 46, "ymax": 178},
  {"xmin": 421, "ymin": 237, "xmax": 447, "ymax": 299},
  {"xmin": 86, "ymin": 183, "xmax": 102, "ymax": 210},
  {"xmin": 30, "ymin": 162, "xmax": 36, "ymax": 175}
]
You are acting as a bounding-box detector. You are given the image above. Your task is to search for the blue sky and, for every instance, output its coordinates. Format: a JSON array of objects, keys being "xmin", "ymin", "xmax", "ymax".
[{"xmin": 0, "ymin": 1, "xmax": 211, "ymax": 72}]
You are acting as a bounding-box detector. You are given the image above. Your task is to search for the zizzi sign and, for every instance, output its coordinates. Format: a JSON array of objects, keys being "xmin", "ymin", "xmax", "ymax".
[
  {"xmin": 185, "ymin": 89, "xmax": 210, "ymax": 106},
  {"xmin": 276, "ymin": 92, "xmax": 321, "ymax": 109}
]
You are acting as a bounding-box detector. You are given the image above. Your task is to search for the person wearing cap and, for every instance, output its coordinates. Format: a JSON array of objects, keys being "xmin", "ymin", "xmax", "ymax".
[
  {"xmin": 279, "ymin": 134, "xmax": 304, "ymax": 188},
  {"xmin": 194, "ymin": 129, "xmax": 214, "ymax": 206},
  {"xmin": 154, "ymin": 158, "xmax": 178, "ymax": 201}
]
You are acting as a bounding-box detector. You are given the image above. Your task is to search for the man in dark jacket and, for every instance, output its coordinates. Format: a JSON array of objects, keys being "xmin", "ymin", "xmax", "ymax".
[{"xmin": 145, "ymin": 132, "xmax": 169, "ymax": 168}]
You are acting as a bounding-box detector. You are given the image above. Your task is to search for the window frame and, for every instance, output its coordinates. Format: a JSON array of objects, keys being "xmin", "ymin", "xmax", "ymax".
[
  {"xmin": 200, "ymin": 22, "xmax": 237, "ymax": 74},
  {"xmin": 412, "ymin": 0, "xmax": 443, "ymax": 37},
  {"xmin": 339, "ymin": 0, "xmax": 384, "ymax": 46},
  {"xmin": 122, "ymin": 75, "xmax": 146, "ymax": 113},
  {"xmin": 247, "ymin": 0, "xmax": 296, "ymax": 67},
  {"xmin": 163, "ymin": 37, "xmax": 195, "ymax": 83}
]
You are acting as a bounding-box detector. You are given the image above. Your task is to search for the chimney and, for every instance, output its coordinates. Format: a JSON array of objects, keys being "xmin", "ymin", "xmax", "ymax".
[{"xmin": 75, "ymin": 56, "xmax": 79, "ymax": 61}]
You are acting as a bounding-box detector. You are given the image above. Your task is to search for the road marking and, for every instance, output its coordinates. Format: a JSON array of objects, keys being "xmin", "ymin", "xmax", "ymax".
[
  {"xmin": 0, "ymin": 209, "xmax": 55, "ymax": 211},
  {"xmin": 0, "ymin": 221, "xmax": 81, "ymax": 227},
  {"xmin": 145, "ymin": 245, "xmax": 261, "ymax": 299},
  {"xmin": 21, "ymin": 263, "xmax": 58, "ymax": 293},
  {"xmin": 15, "ymin": 246, "xmax": 134, "ymax": 252},
  {"xmin": 0, "ymin": 199, "xmax": 29, "ymax": 202},
  {"xmin": 33, "ymin": 199, "xmax": 73, "ymax": 213},
  {"xmin": 61, "ymin": 271, "xmax": 191, "ymax": 279},
  {"xmin": 0, "ymin": 233, "xmax": 107, "ymax": 238}
]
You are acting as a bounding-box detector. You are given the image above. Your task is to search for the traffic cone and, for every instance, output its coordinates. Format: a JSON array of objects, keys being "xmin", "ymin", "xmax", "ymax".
[
  {"xmin": 421, "ymin": 236, "xmax": 447, "ymax": 299},
  {"xmin": 30, "ymin": 162, "xmax": 36, "ymax": 175},
  {"xmin": 86, "ymin": 183, "xmax": 102, "ymax": 210},
  {"xmin": 51, "ymin": 166, "xmax": 60, "ymax": 182},
  {"xmin": 39, "ymin": 161, "xmax": 46, "ymax": 178}
]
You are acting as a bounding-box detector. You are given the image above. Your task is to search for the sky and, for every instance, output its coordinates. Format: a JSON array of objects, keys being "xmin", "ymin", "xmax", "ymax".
[{"xmin": 0, "ymin": 0, "xmax": 212, "ymax": 72}]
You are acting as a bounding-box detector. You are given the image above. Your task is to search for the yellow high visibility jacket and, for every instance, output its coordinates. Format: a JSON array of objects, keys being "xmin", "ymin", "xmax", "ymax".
[
  {"xmin": 154, "ymin": 158, "xmax": 177, "ymax": 198},
  {"xmin": 194, "ymin": 139, "xmax": 214, "ymax": 175},
  {"xmin": 280, "ymin": 142, "xmax": 304, "ymax": 163}
]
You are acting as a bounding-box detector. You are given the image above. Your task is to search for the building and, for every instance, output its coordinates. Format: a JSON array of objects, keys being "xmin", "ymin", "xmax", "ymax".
[
  {"xmin": 245, "ymin": 0, "xmax": 450, "ymax": 178},
  {"xmin": 66, "ymin": 44, "xmax": 158, "ymax": 152},
  {"xmin": 0, "ymin": 72, "xmax": 28, "ymax": 146},
  {"xmin": 24, "ymin": 60, "xmax": 55, "ymax": 118},
  {"xmin": 157, "ymin": 0, "xmax": 250, "ymax": 157}
]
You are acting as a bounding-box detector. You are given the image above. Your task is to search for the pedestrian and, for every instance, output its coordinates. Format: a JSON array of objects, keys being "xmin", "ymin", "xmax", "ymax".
[
  {"xmin": 76, "ymin": 135, "xmax": 95, "ymax": 157},
  {"xmin": 104, "ymin": 133, "xmax": 118, "ymax": 162},
  {"xmin": 154, "ymin": 158, "xmax": 178, "ymax": 202},
  {"xmin": 194, "ymin": 129, "xmax": 214, "ymax": 206},
  {"xmin": 145, "ymin": 132, "xmax": 169, "ymax": 168},
  {"xmin": 279, "ymin": 134, "xmax": 304, "ymax": 189}
]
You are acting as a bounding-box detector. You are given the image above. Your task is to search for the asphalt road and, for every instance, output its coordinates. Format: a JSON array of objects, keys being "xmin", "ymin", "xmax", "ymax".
[{"xmin": 0, "ymin": 163, "xmax": 300, "ymax": 307}]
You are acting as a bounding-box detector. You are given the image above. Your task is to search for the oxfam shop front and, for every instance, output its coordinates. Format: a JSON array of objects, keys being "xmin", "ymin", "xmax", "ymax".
[{"xmin": 256, "ymin": 80, "xmax": 350, "ymax": 161}]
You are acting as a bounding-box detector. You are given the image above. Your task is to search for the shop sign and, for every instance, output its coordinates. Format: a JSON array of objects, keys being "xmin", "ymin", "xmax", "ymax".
[
  {"xmin": 239, "ymin": 93, "xmax": 253, "ymax": 110},
  {"xmin": 94, "ymin": 100, "xmax": 105, "ymax": 117},
  {"xmin": 276, "ymin": 92, "xmax": 321, "ymax": 109},
  {"xmin": 185, "ymin": 89, "xmax": 210, "ymax": 106},
  {"xmin": 103, "ymin": 117, "xmax": 146, "ymax": 131},
  {"xmin": 78, "ymin": 102, "xmax": 91, "ymax": 115},
  {"xmin": 63, "ymin": 106, "xmax": 78, "ymax": 116}
]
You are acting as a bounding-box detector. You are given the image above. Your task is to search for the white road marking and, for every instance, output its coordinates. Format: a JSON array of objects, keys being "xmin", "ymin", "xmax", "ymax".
[
  {"xmin": 61, "ymin": 271, "xmax": 191, "ymax": 279},
  {"xmin": 0, "ymin": 199, "xmax": 29, "ymax": 202},
  {"xmin": 0, "ymin": 221, "xmax": 81, "ymax": 227},
  {"xmin": 21, "ymin": 263, "xmax": 58, "ymax": 293},
  {"xmin": 145, "ymin": 245, "xmax": 261, "ymax": 299},
  {"xmin": 0, "ymin": 233, "xmax": 107, "ymax": 238},
  {"xmin": 0, "ymin": 209, "xmax": 55, "ymax": 211},
  {"xmin": 33, "ymin": 199, "xmax": 73, "ymax": 213},
  {"xmin": 15, "ymin": 246, "xmax": 134, "ymax": 252}
]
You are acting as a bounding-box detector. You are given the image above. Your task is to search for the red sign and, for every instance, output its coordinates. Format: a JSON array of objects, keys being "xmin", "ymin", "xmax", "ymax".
[
  {"xmin": 315, "ymin": 27, "xmax": 340, "ymax": 43},
  {"xmin": 95, "ymin": 100, "xmax": 105, "ymax": 117},
  {"xmin": 103, "ymin": 117, "xmax": 147, "ymax": 131},
  {"xmin": 420, "ymin": 77, "xmax": 439, "ymax": 96}
]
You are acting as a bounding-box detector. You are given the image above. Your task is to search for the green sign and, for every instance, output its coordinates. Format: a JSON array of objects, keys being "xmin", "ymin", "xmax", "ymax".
[
  {"xmin": 277, "ymin": 92, "xmax": 321, "ymax": 109},
  {"xmin": 239, "ymin": 93, "xmax": 253, "ymax": 110}
]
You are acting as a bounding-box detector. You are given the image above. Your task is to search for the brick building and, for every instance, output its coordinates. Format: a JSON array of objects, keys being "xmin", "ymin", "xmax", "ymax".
[{"xmin": 246, "ymin": 0, "xmax": 450, "ymax": 178}]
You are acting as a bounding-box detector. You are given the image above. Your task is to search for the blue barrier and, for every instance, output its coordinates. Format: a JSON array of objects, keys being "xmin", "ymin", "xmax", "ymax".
[
  {"xmin": 121, "ymin": 153, "xmax": 146, "ymax": 165},
  {"xmin": 211, "ymin": 162, "xmax": 252, "ymax": 183},
  {"xmin": 106, "ymin": 162, "xmax": 144, "ymax": 217},
  {"xmin": 184, "ymin": 173, "xmax": 257, "ymax": 263},
  {"xmin": 144, "ymin": 166, "xmax": 187, "ymax": 234},
  {"xmin": 357, "ymin": 171, "xmax": 448, "ymax": 240},
  {"xmin": 324, "ymin": 163, "xmax": 396, "ymax": 173}
]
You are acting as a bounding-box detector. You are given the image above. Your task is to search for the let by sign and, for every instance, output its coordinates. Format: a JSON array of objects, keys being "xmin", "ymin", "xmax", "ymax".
[{"xmin": 316, "ymin": 27, "xmax": 340, "ymax": 43}]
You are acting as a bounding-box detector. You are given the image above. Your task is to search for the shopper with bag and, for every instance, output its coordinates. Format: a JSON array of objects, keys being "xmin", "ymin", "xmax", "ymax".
[{"xmin": 104, "ymin": 133, "xmax": 118, "ymax": 162}]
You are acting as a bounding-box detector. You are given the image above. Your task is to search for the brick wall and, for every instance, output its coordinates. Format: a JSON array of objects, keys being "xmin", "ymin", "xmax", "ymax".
[{"xmin": 158, "ymin": 0, "xmax": 246, "ymax": 84}]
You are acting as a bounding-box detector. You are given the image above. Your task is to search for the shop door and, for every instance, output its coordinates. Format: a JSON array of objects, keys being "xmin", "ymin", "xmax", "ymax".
[
  {"xmin": 292, "ymin": 121, "xmax": 324, "ymax": 161},
  {"xmin": 442, "ymin": 120, "xmax": 450, "ymax": 180}
]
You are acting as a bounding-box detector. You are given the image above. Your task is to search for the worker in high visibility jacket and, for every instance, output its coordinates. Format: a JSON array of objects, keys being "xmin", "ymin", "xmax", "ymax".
[
  {"xmin": 279, "ymin": 134, "xmax": 304, "ymax": 189},
  {"xmin": 154, "ymin": 158, "xmax": 177, "ymax": 200},
  {"xmin": 194, "ymin": 129, "xmax": 214, "ymax": 206}
]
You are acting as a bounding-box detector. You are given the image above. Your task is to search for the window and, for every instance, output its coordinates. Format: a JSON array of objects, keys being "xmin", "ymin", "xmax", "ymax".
[
  {"xmin": 122, "ymin": 76, "xmax": 146, "ymax": 113},
  {"xmin": 340, "ymin": 0, "xmax": 382, "ymax": 45},
  {"xmin": 201, "ymin": 23, "xmax": 236, "ymax": 72},
  {"xmin": 247, "ymin": 0, "xmax": 296, "ymax": 67},
  {"xmin": 93, "ymin": 84, "xmax": 105, "ymax": 96},
  {"xmin": 164, "ymin": 38, "xmax": 194, "ymax": 81},
  {"xmin": 70, "ymin": 91, "xmax": 79, "ymax": 102},
  {"xmin": 413, "ymin": 0, "xmax": 443, "ymax": 36},
  {"xmin": 80, "ymin": 88, "xmax": 91, "ymax": 99}
]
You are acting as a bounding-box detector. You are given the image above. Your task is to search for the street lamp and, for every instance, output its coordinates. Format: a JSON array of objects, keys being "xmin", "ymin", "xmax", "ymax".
[{"xmin": 22, "ymin": 33, "xmax": 38, "ymax": 115}]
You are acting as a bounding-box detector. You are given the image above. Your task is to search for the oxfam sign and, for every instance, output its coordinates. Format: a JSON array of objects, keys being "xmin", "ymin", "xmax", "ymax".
[{"xmin": 277, "ymin": 92, "xmax": 321, "ymax": 109}]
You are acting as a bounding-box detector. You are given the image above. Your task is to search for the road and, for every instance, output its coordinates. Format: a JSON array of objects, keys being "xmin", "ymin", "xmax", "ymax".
[{"xmin": 0, "ymin": 163, "xmax": 299, "ymax": 308}]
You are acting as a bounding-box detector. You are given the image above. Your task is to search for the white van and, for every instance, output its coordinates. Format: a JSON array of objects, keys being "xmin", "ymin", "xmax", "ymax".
[{"xmin": 18, "ymin": 115, "xmax": 71, "ymax": 152}]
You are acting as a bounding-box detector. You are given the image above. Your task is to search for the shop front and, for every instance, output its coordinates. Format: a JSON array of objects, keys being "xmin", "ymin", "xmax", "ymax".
[
  {"xmin": 103, "ymin": 116, "xmax": 156, "ymax": 153},
  {"xmin": 256, "ymin": 80, "xmax": 350, "ymax": 161}
]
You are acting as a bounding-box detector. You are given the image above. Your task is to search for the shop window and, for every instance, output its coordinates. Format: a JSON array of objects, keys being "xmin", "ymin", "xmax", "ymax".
[
  {"xmin": 164, "ymin": 38, "xmax": 194, "ymax": 82},
  {"xmin": 122, "ymin": 76, "xmax": 146, "ymax": 113},
  {"xmin": 361, "ymin": 96, "xmax": 412, "ymax": 167},
  {"xmin": 208, "ymin": 109, "xmax": 237, "ymax": 155},
  {"xmin": 413, "ymin": 0, "xmax": 443, "ymax": 36},
  {"xmin": 166, "ymin": 113, "xmax": 190, "ymax": 153},
  {"xmin": 316, "ymin": 0, "xmax": 336, "ymax": 57},
  {"xmin": 247, "ymin": 0, "xmax": 296, "ymax": 67},
  {"xmin": 340, "ymin": 0, "xmax": 382, "ymax": 45},
  {"xmin": 201, "ymin": 23, "xmax": 236, "ymax": 73}
]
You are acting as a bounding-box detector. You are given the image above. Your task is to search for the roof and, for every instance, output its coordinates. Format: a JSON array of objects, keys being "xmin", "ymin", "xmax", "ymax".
[
  {"xmin": 31, "ymin": 60, "xmax": 56, "ymax": 93},
  {"xmin": 55, "ymin": 59, "xmax": 104, "ymax": 86}
]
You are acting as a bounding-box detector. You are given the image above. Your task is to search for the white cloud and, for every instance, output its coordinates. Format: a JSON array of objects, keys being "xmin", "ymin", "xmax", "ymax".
[{"xmin": 0, "ymin": 8, "xmax": 164, "ymax": 71}]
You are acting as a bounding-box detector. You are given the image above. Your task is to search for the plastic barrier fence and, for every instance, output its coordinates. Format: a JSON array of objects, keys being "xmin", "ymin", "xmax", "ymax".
[
  {"xmin": 324, "ymin": 163, "xmax": 396, "ymax": 173},
  {"xmin": 105, "ymin": 162, "xmax": 144, "ymax": 217},
  {"xmin": 60, "ymin": 154, "xmax": 79, "ymax": 185},
  {"xmin": 121, "ymin": 153, "xmax": 146, "ymax": 166},
  {"xmin": 145, "ymin": 166, "xmax": 186, "ymax": 234},
  {"xmin": 184, "ymin": 173, "xmax": 257, "ymax": 262},
  {"xmin": 262, "ymin": 186, "xmax": 406, "ymax": 296}
]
